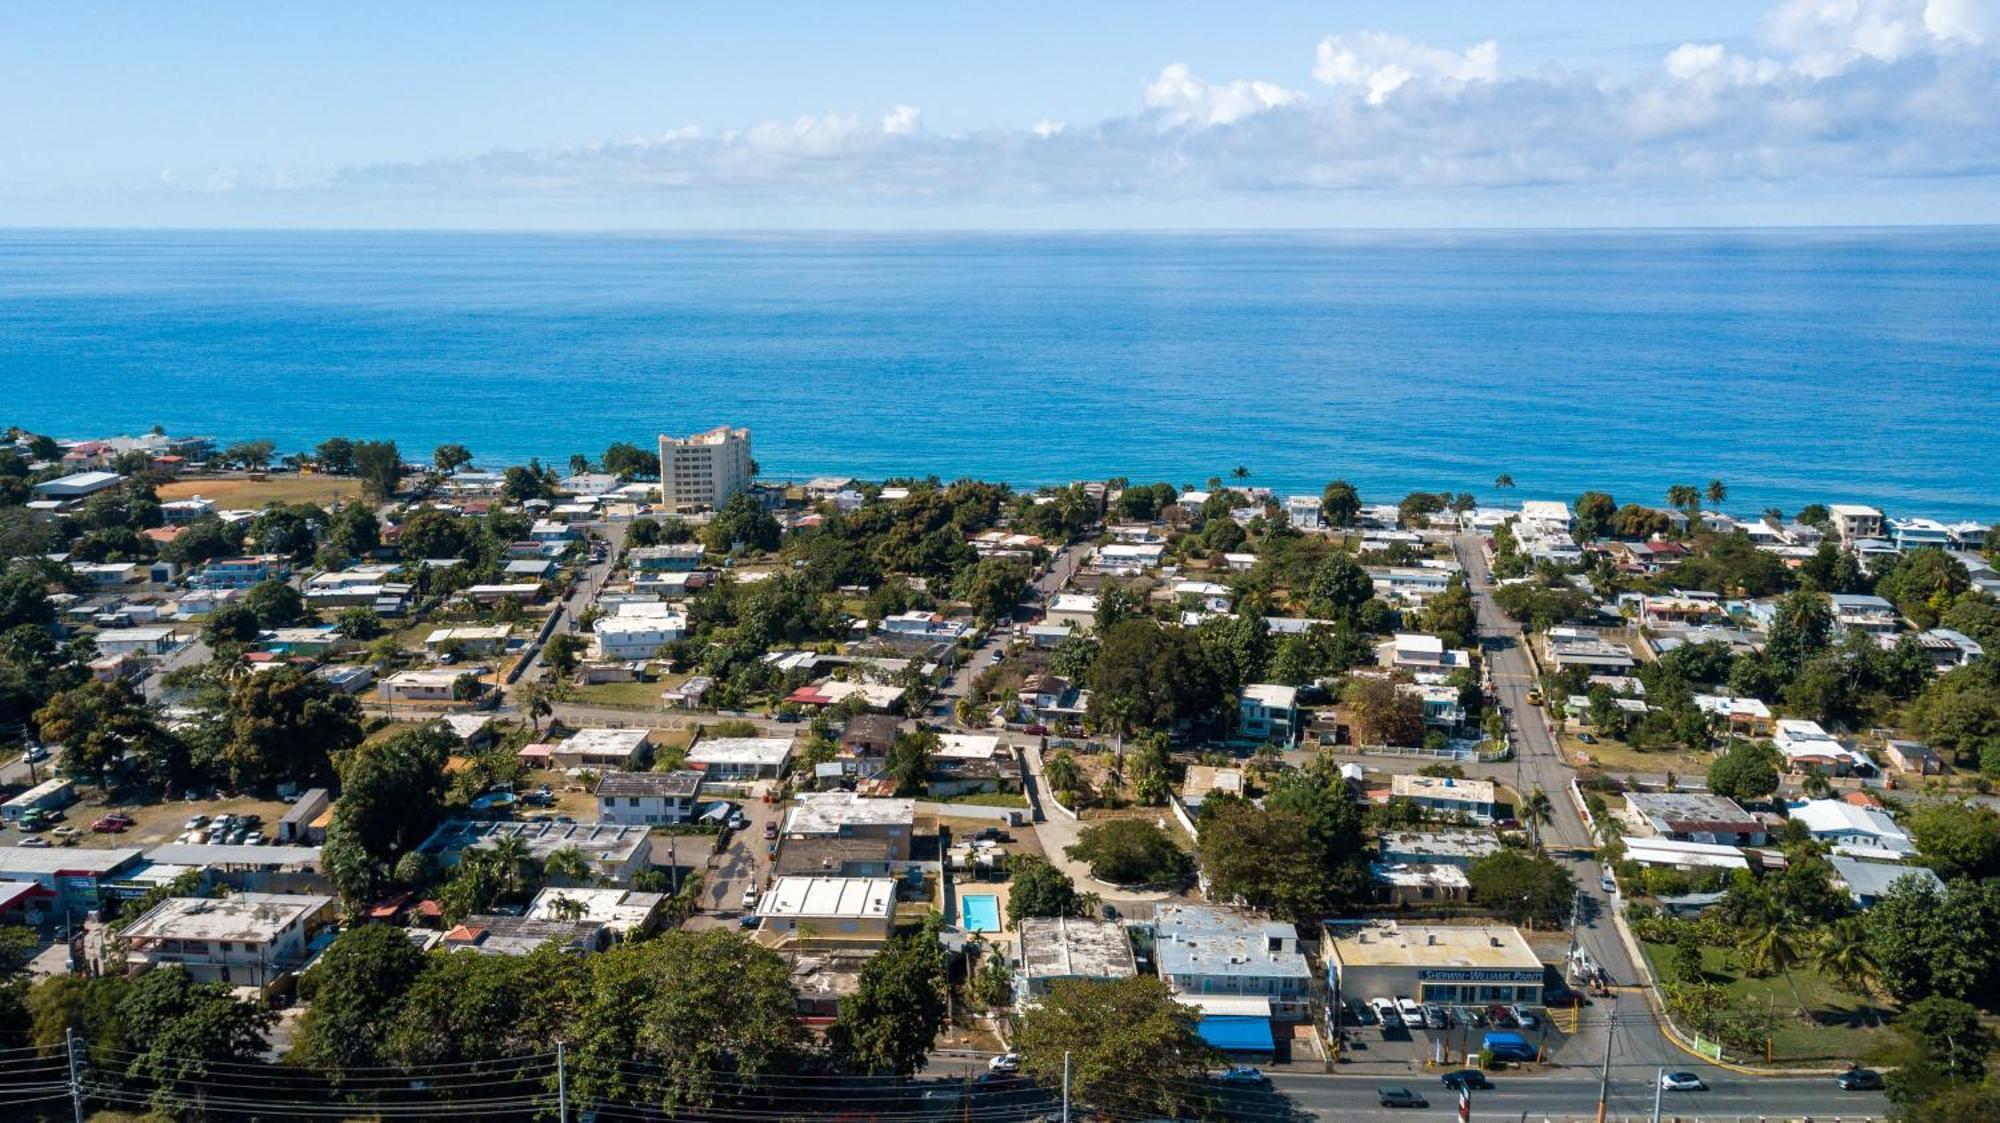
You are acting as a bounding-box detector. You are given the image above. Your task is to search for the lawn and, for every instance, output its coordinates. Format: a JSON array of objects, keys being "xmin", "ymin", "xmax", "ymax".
[
  {"xmin": 157, "ymin": 474, "xmax": 362, "ymax": 508},
  {"xmin": 1640, "ymin": 940, "xmax": 1894, "ymax": 1064},
  {"xmin": 1557, "ymin": 729, "xmax": 1712, "ymax": 779},
  {"xmin": 575, "ymin": 680, "xmax": 669, "ymax": 708},
  {"xmin": 932, "ymin": 790, "xmax": 1028, "ymax": 808}
]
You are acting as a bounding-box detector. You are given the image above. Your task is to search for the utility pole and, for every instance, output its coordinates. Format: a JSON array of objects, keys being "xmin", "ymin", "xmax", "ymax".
[
  {"xmin": 1056, "ymin": 1039, "xmax": 1072, "ymax": 1119},
  {"xmin": 557, "ymin": 1041, "xmax": 568, "ymax": 1123},
  {"xmin": 1593, "ymin": 1018, "xmax": 1615, "ymax": 1123},
  {"xmin": 1650, "ymin": 1065, "xmax": 1664, "ymax": 1123},
  {"xmin": 66, "ymin": 1026, "xmax": 83, "ymax": 1123}
]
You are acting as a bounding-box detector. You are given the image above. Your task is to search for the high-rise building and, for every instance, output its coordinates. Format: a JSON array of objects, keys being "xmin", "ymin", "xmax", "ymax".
[{"xmin": 657, "ymin": 426, "xmax": 753, "ymax": 512}]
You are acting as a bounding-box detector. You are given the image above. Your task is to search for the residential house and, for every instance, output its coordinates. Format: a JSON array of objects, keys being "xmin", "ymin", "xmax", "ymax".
[
  {"xmin": 1013, "ymin": 917, "xmax": 1138, "ymax": 1002},
  {"xmin": 554, "ymin": 728, "xmax": 653, "ymax": 770},
  {"xmin": 1881, "ymin": 739, "xmax": 1942, "ymax": 776},
  {"xmin": 1692, "ymin": 694, "xmax": 1774, "ymax": 738},
  {"xmin": 444, "ymin": 914, "xmax": 610, "ymax": 956},
  {"xmin": 377, "ymin": 667, "xmax": 488, "ymax": 704},
  {"xmin": 784, "ymin": 793, "xmax": 915, "ymax": 860},
  {"xmin": 688, "ymin": 737, "xmax": 795, "ymax": 781},
  {"xmin": 1828, "ymin": 857, "xmax": 1943, "ymax": 908},
  {"xmin": 424, "ymin": 625, "xmax": 512, "ymax": 657},
  {"xmin": 1625, "ymin": 792, "xmax": 1767, "ymax": 846},
  {"xmin": 1044, "ymin": 594, "xmax": 1099, "ymax": 631},
  {"xmin": 627, "ymin": 544, "xmax": 705, "ymax": 572},
  {"xmin": 94, "ymin": 626, "xmax": 177, "ymax": 657},
  {"xmin": 1829, "ymin": 505, "xmax": 1884, "ymax": 543},
  {"xmin": 1545, "ymin": 628, "xmax": 1637, "ymax": 672},
  {"xmin": 1829, "ymin": 594, "xmax": 1900, "ymax": 637},
  {"xmin": 753, "ymin": 876, "xmax": 897, "ymax": 948},
  {"xmin": 422, "ymin": 820, "xmax": 652, "ymax": 887},
  {"xmin": 1389, "ymin": 775, "xmax": 1497, "ymax": 823},
  {"xmin": 120, "ymin": 893, "xmax": 336, "ymax": 987},
  {"xmin": 1284, "ymin": 496, "xmax": 1323, "ymax": 530},
  {"xmin": 525, "ymin": 887, "xmax": 666, "ymax": 937},
  {"xmin": 591, "ymin": 612, "xmax": 686, "ymax": 660},
  {"xmin": 1772, "ymin": 719, "xmax": 1870, "ymax": 776},
  {"xmin": 1238, "ymin": 684, "xmax": 1299, "ymax": 745},
  {"xmin": 1789, "ymin": 799, "xmax": 1915, "ymax": 857},
  {"xmin": 595, "ymin": 771, "xmax": 704, "ymax": 826}
]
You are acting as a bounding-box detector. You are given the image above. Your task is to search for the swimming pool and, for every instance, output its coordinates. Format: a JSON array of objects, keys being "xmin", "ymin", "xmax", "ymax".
[{"xmin": 960, "ymin": 894, "xmax": 1002, "ymax": 933}]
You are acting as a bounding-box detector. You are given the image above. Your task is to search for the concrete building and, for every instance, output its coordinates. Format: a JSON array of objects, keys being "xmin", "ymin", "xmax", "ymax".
[
  {"xmin": 444, "ymin": 914, "xmax": 610, "ymax": 956},
  {"xmin": 754, "ymin": 876, "xmax": 897, "ymax": 948},
  {"xmin": 0, "ymin": 846, "xmax": 143, "ymax": 916},
  {"xmin": 423, "ymin": 821, "xmax": 652, "ymax": 886},
  {"xmin": 688, "ymin": 736, "xmax": 794, "ymax": 780},
  {"xmin": 1324, "ymin": 922, "xmax": 1544, "ymax": 1022},
  {"xmin": 1152, "ymin": 905, "xmax": 1312, "ymax": 1021},
  {"xmin": 1828, "ymin": 857, "xmax": 1943, "ymax": 908},
  {"xmin": 1789, "ymin": 799, "xmax": 1915, "ymax": 856},
  {"xmin": 1829, "ymin": 504, "xmax": 1885, "ymax": 543},
  {"xmin": 120, "ymin": 893, "xmax": 336, "ymax": 986},
  {"xmin": 1625, "ymin": 791, "xmax": 1767, "ymax": 846},
  {"xmin": 553, "ymin": 728, "xmax": 653, "ymax": 770},
  {"xmin": 1376, "ymin": 830, "xmax": 1501, "ymax": 870},
  {"xmin": 1014, "ymin": 917, "xmax": 1138, "ymax": 1002},
  {"xmin": 524, "ymin": 887, "xmax": 667, "ymax": 937},
  {"xmin": 1238, "ymin": 684, "xmax": 1299, "ymax": 745},
  {"xmin": 595, "ymin": 770, "xmax": 704, "ymax": 826},
  {"xmin": 784, "ymin": 792, "xmax": 915, "ymax": 860},
  {"xmin": 657, "ymin": 426, "xmax": 753, "ymax": 513},
  {"xmin": 1389, "ymin": 774, "xmax": 1497, "ymax": 823},
  {"xmin": 591, "ymin": 614, "xmax": 686, "ymax": 660}
]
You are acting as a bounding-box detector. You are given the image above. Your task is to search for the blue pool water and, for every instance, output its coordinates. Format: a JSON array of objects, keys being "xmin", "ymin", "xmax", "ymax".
[
  {"xmin": 960, "ymin": 893, "xmax": 1001, "ymax": 933},
  {"xmin": 3, "ymin": 227, "xmax": 1996, "ymax": 517}
]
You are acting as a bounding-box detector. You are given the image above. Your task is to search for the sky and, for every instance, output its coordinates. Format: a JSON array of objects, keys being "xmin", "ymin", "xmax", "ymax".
[{"xmin": 3, "ymin": 0, "xmax": 1998, "ymax": 228}]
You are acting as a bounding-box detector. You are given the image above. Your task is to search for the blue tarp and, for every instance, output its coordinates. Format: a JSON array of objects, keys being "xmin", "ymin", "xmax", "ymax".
[{"xmin": 1197, "ymin": 1016, "xmax": 1274, "ymax": 1054}]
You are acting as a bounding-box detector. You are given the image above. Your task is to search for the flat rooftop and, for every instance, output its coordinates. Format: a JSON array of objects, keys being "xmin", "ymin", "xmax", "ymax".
[
  {"xmin": 786, "ymin": 792, "xmax": 916, "ymax": 835},
  {"xmin": 423, "ymin": 820, "xmax": 650, "ymax": 865},
  {"xmin": 1329, "ymin": 922, "xmax": 1540, "ymax": 970},
  {"xmin": 121, "ymin": 892, "xmax": 332, "ymax": 943},
  {"xmin": 688, "ymin": 736, "xmax": 794, "ymax": 766},
  {"xmin": 561, "ymin": 728, "xmax": 652, "ymax": 757},
  {"xmin": 1390, "ymin": 774, "xmax": 1496, "ymax": 803},
  {"xmin": 1017, "ymin": 917, "xmax": 1137, "ymax": 982},
  {"xmin": 756, "ymin": 876, "xmax": 895, "ymax": 920},
  {"xmin": 595, "ymin": 770, "xmax": 703, "ymax": 799}
]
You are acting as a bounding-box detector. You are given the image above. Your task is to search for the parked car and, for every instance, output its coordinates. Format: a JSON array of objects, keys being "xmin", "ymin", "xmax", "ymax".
[
  {"xmin": 987, "ymin": 1053, "xmax": 1020, "ymax": 1074},
  {"xmin": 22, "ymin": 745, "xmax": 48, "ymax": 764},
  {"xmin": 1440, "ymin": 1070, "xmax": 1492, "ymax": 1091},
  {"xmin": 1217, "ymin": 1066, "xmax": 1267, "ymax": 1086},
  {"xmin": 1659, "ymin": 1072, "xmax": 1707, "ymax": 1092},
  {"xmin": 1377, "ymin": 1087, "xmax": 1428, "ymax": 1109},
  {"xmin": 90, "ymin": 818, "xmax": 130, "ymax": 833},
  {"xmin": 1422, "ymin": 1003, "xmax": 1450, "ymax": 1029},
  {"xmin": 1577, "ymin": 732, "xmax": 1597, "ymax": 744},
  {"xmin": 1511, "ymin": 1005, "xmax": 1539, "ymax": 1029},
  {"xmin": 184, "ymin": 814, "xmax": 209, "ymax": 830},
  {"xmin": 1460, "ymin": 1005, "xmax": 1488, "ymax": 1027},
  {"xmin": 1487, "ymin": 1005, "xmax": 1518, "ymax": 1028},
  {"xmin": 1370, "ymin": 998, "xmax": 1402, "ymax": 1028},
  {"xmin": 1396, "ymin": 997, "xmax": 1424, "ymax": 1026},
  {"xmin": 1836, "ymin": 1068, "xmax": 1884, "ymax": 1091},
  {"xmin": 1600, "ymin": 874, "xmax": 1617, "ymax": 893},
  {"xmin": 763, "ymin": 821, "xmax": 779, "ymax": 839},
  {"xmin": 50, "ymin": 826, "xmax": 82, "ymax": 842},
  {"xmin": 18, "ymin": 837, "xmax": 50, "ymax": 849}
]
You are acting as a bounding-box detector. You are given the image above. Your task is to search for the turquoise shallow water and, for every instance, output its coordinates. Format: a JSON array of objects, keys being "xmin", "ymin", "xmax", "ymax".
[
  {"xmin": 2, "ymin": 227, "xmax": 1995, "ymax": 518},
  {"xmin": 960, "ymin": 894, "xmax": 1001, "ymax": 933}
]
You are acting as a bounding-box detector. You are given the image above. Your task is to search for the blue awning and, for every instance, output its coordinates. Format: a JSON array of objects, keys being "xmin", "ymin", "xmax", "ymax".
[{"xmin": 1197, "ymin": 1015, "xmax": 1274, "ymax": 1054}]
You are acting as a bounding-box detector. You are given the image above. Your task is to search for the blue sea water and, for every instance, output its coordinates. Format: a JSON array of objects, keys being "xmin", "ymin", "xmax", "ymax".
[{"xmin": 1, "ymin": 227, "xmax": 1995, "ymax": 519}]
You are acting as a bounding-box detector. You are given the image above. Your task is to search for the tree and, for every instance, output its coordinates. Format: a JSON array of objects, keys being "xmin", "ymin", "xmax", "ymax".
[
  {"xmin": 1043, "ymin": 749, "xmax": 1081, "ymax": 803},
  {"xmin": 1305, "ymin": 553, "xmax": 1374, "ymax": 622},
  {"xmin": 1343, "ymin": 676, "xmax": 1426, "ymax": 747},
  {"xmin": 1813, "ymin": 916, "xmax": 1879, "ymax": 995},
  {"xmin": 1319, "ymin": 480, "xmax": 1361, "ymax": 527},
  {"xmin": 294, "ymin": 925, "xmax": 426, "ymax": 1079},
  {"xmin": 1197, "ymin": 798, "xmax": 1352, "ymax": 923},
  {"xmin": 1520, "ymin": 787, "xmax": 1555, "ymax": 847},
  {"xmin": 1065, "ymin": 819, "xmax": 1188, "ymax": 885},
  {"xmin": 314, "ymin": 437, "xmax": 357, "ymax": 474},
  {"xmin": 432, "ymin": 443, "xmax": 474, "ymax": 474},
  {"xmin": 602, "ymin": 441, "xmax": 660, "ymax": 479},
  {"xmin": 1467, "ymin": 849, "xmax": 1576, "ymax": 928},
  {"xmin": 568, "ymin": 930, "xmax": 801, "ymax": 1112},
  {"xmin": 1863, "ymin": 875, "xmax": 2000, "ymax": 1003},
  {"xmin": 243, "ymin": 578, "xmax": 307, "ymax": 628},
  {"xmin": 36, "ymin": 681, "xmax": 180, "ymax": 787},
  {"xmin": 829, "ymin": 918, "xmax": 947, "ymax": 1075},
  {"xmin": 223, "ymin": 439, "xmax": 277, "ymax": 469},
  {"xmin": 543, "ymin": 632, "xmax": 582, "ymax": 680},
  {"xmin": 160, "ymin": 514, "xmax": 244, "ymax": 566},
  {"xmin": 703, "ymin": 492, "xmax": 782, "ymax": 553},
  {"xmin": 1666, "ymin": 483, "xmax": 1701, "ymax": 514},
  {"xmin": 353, "ymin": 440, "xmax": 402, "ymax": 501},
  {"xmin": 955, "ymin": 556, "xmax": 1029, "ymax": 624},
  {"xmin": 1897, "ymin": 995, "xmax": 1993, "ymax": 1082},
  {"xmin": 1705, "ymin": 479, "xmax": 1727, "ymax": 507},
  {"xmin": 320, "ymin": 723, "xmax": 453, "ymax": 903},
  {"xmin": 1006, "ymin": 855, "xmax": 1084, "ymax": 924},
  {"xmin": 117, "ymin": 967, "xmax": 274, "ymax": 1111},
  {"xmin": 1086, "ymin": 619, "xmax": 1219, "ymax": 734},
  {"xmin": 884, "ymin": 729, "xmax": 937, "ymax": 796},
  {"xmin": 1706, "ymin": 740, "xmax": 1780, "ymax": 803},
  {"xmin": 1573, "ymin": 491, "xmax": 1616, "ymax": 541},
  {"xmin": 217, "ymin": 666, "xmax": 364, "ymax": 791},
  {"xmin": 1013, "ymin": 977, "xmax": 1219, "ymax": 1121},
  {"xmin": 1906, "ymin": 801, "xmax": 2000, "ymax": 880},
  {"xmin": 1767, "ymin": 588, "xmax": 1833, "ymax": 670}
]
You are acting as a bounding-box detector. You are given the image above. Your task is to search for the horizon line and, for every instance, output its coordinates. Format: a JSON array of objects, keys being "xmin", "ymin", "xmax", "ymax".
[{"xmin": 3, "ymin": 222, "xmax": 1999, "ymax": 237}]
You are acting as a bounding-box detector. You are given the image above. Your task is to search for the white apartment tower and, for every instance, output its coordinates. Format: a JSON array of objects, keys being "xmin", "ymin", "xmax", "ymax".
[{"xmin": 657, "ymin": 426, "xmax": 753, "ymax": 512}]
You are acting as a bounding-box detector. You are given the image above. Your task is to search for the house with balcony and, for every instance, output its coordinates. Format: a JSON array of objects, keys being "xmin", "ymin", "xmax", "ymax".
[
  {"xmin": 120, "ymin": 893, "xmax": 336, "ymax": 987},
  {"xmin": 1238, "ymin": 684, "xmax": 1299, "ymax": 745}
]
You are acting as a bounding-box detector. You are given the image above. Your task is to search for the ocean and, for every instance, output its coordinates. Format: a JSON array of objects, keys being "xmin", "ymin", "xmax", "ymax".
[{"xmin": 1, "ymin": 227, "xmax": 1995, "ymax": 520}]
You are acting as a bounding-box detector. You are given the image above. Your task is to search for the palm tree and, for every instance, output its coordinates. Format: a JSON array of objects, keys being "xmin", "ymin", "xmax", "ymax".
[
  {"xmin": 549, "ymin": 894, "xmax": 588, "ymax": 922},
  {"xmin": 1741, "ymin": 921, "xmax": 1808, "ymax": 1014},
  {"xmin": 516, "ymin": 680, "xmax": 553, "ymax": 734},
  {"xmin": 488, "ymin": 834, "xmax": 532, "ymax": 897},
  {"xmin": 1230, "ymin": 466, "xmax": 1250, "ymax": 480},
  {"xmin": 1666, "ymin": 483, "xmax": 1701, "ymax": 514},
  {"xmin": 1705, "ymin": 479, "xmax": 1727, "ymax": 507},
  {"xmin": 1494, "ymin": 474, "xmax": 1515, "ymax": 490},
  {"xmin": 543, "ymin": 844, "xmax": 590, "ymax": 886},
  {"xmin": 568, "ymin": 454, "xmax": 591, "ymax": 476},
  {"xmin": 1044, "ymin": 750, "xmax": 1081, "ymax": 806},
  {"xmin": 1813, "ymin": 917, "xmax": 1879, "ymax": 996},
  {"xmin": 1521, "ymin": 787, "xmax": 1554, "ymax": 847}
]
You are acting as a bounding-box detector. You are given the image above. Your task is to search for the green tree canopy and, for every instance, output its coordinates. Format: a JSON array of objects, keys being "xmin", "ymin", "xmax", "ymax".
[
  {"xmin": 828, "ymin": 917, "xmax": 947, "ymax": 1075},
  {"xmin": 1013, "ymin": 976, "xmax": 1220, "ymax": 1121},
  {"xmin": 1064, "ymin": 819, "xmax": 1189, "ymax": 885}
]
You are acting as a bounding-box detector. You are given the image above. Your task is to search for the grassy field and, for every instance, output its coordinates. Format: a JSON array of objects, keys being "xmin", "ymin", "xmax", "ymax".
[
  {"xmin": 157, "ymin": 474, "xmax": 362, "ymax": 508},
  {"xmin": 575, "ymin": 680, "xmax": 669, "ymax": 708},
  {"xmin": 1640, "ymin": 941, "xmax": 1893, "ymax": 1064},
  {"xmin": 1556, "ymin": 729, "xmax": 1712, "ymax": 779},
  {"xmin": 932, "ymin": 790, "xmax": 1028, "ymax": 808}
]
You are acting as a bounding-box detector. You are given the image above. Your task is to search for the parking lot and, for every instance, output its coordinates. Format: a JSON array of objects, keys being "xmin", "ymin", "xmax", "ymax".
[{"xmin": 1331, "ymin": 998, "xmax": 1569, "ymax": 1070}]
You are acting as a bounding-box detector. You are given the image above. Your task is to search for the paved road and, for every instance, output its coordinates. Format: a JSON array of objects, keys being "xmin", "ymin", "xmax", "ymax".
[
  {"xmin": 514, "ymin": 517, "xmax": 629, "ymax": 685},
  {"xmin": 1453, "ymin": 532, "xmax": 1698, "ymax": 1077},
  {"xmin": 1268, "ymin": 1069, "xmax": 1887, "ymax": 1120}
]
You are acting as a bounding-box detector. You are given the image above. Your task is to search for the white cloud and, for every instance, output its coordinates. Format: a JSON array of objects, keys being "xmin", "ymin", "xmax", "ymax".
[
  {"xmin": 1143, "ymin": 63, "xmax": 1304, "ymax": 126},
  {"xmin": 1313, "ymin": 32, "xmax": 1501, "ymax": 103},
  {"xmin": 149, "ymin": 0, "xmax": 2000, "ymax": 220}
]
